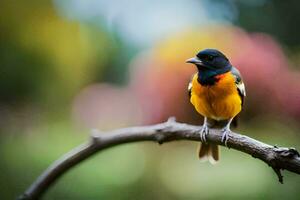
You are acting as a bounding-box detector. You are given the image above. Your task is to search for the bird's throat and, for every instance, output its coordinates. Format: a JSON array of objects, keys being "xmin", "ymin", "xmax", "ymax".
[{"xmin": 197, "ymin": 66, "xmax": 231, "ymax": 86}]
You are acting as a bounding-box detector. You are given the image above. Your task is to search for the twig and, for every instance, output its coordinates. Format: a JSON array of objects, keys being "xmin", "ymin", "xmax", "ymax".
[{"xmin": 19, "ymin": 117, "xmax": 300, "ymax": 200}]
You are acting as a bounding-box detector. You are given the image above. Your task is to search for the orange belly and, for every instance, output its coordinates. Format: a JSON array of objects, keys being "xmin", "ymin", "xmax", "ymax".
[{"xmin": 190, "ymin": 72, "xmax": 242, "ymax": 120}]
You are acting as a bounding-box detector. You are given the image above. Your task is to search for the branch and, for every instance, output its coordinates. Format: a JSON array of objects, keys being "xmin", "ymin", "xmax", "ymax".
[{"xmin": 19, "ymin": 117, "xmax": 300, "ymax": 200}]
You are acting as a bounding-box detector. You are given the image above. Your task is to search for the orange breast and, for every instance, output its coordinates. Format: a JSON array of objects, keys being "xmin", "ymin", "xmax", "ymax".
[{"xmin": 190, "ymin": 72, "xmax": 242, "ymax": 120}]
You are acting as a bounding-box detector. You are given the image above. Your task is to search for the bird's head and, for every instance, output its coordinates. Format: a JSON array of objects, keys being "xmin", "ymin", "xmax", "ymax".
[{"xmin": 186, "ymin": 49, "xmax": 231, "ymax": 72}]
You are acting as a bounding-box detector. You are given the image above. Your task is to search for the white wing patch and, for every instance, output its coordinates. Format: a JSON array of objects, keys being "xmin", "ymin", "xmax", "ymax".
[
  {"xmin": 236, "ymin": 81, "xmax": 246, "ymax": 97},
  {"xmin": 188, "ymin": 82, "xmax": 193, "ymax": 97},
  {"xmin": 188, "ymin": 82, "xmax": 192, "ymax": 91}
]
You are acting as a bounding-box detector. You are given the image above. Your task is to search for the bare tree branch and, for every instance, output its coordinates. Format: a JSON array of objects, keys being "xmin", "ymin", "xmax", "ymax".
[{"xmin": 19, "ymin": 117, "xmax": 300, "ymax": 200}]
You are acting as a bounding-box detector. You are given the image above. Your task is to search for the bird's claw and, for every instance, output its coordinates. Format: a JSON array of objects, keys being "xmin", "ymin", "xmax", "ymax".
[
  {"xmin": 200, "ymin": 125, "xmax": 209, "ymax": 143},
  {"xmin": 221, "ymin": 128, "xmax": 231, "ymax": 147}
]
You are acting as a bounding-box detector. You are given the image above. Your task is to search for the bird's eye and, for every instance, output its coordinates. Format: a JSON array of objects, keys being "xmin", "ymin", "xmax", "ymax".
[{"xmin": 208, "ymin": 55, "xmax": 214, "ymax": 61}]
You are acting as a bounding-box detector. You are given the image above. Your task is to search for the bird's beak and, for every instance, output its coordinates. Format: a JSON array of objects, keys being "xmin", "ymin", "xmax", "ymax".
[{"xmin": 186, "ymin": 57, "xmax": 203, "ymax": 65}]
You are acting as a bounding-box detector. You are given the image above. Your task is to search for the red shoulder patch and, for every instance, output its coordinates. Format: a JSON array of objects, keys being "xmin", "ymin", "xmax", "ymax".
[{"xmin": 214, "ymin": 74, "xmax": 226, "ymax": 82}]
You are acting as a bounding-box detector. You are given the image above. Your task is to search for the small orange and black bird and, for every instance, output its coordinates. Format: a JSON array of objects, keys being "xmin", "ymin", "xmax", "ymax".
[{"xmin": 186, "ymin": 49, "xmax": 246, "ymax": 163}]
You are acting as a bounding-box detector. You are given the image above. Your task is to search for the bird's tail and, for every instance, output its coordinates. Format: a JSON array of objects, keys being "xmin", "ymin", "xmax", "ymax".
[{"xmin": 198, "ymin": 143, "xmax": 219, "ymax": 164}]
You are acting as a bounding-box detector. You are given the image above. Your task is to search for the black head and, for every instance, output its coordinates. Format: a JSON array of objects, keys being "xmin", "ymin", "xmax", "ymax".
[
  {"xmin": 186, "ymin": 49, "xmax": 232, "ymax": 85},
  {"xmin": 186, "ymin": 49, "xmax": 231, "ymax": 70}
]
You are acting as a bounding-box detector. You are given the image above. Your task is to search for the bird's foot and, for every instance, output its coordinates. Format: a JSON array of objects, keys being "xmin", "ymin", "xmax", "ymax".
[
  {"xmin": 221, "ymin": 127, "xmax": 231, "ymax": 147},
  {"xmin": 200, "ymin": 125, "xmax": 209, "ymax": 143}
]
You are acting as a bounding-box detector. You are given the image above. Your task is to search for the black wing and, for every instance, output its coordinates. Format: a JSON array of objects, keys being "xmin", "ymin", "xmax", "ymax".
[
  {"xmin": 231, "ymin": 67, "xmax": 246, "ymax": 127},
  {"xmin": 231, "ymin": 67, "xmax": 246, "ymax": 106}
]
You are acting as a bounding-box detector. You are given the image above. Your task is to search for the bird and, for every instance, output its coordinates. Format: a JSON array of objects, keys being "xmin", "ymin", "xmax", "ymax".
[{"xmin": 186, "ymin": 49, "xmax": 246, "ymax": 163}]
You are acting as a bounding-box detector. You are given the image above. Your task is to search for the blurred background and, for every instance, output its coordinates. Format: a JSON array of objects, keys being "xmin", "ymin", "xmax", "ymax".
[{"xmin": 1, "ymin": 0, "xmax": 300, "ymax": 199}]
